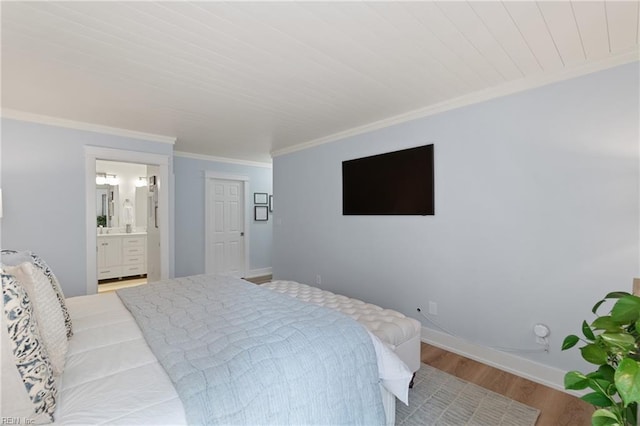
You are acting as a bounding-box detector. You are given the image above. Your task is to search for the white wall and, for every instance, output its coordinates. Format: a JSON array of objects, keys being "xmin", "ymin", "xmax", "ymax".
[
  {"xmin": 1, "ymin": 118, "xmax": 274, "ymax": 295},
  {"xmin": 173, "ymin": 154, "xmax": 273, "ymax": 278},
  {"xmin": 0, "ymin": 126, "xmax": 2, "ymax": 248},
  {"xmin": 272, "ymin": 62, "xmax": 639, "ymax": 380},
  {"xmin": 1, "ymin": 118, "xmax": 174, "ymax": 297}
]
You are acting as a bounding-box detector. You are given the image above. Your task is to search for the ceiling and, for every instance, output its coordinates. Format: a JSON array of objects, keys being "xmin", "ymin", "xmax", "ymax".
[{"xmin": 2, "ymin": 1, "xmax": 639, "ymax": 164}]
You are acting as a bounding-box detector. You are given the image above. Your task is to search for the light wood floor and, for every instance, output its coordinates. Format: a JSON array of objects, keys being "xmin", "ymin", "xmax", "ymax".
[
  {"xmin": 98, "ymin": 277, "xmax": 147, "ymax": 293},
  {"xmin": 421, "ymin": 343, "xmax": 593, "ymax": 425},
  {"xmin": 244, "ymin": 274, "xmax": 272, "ymax": 284}
]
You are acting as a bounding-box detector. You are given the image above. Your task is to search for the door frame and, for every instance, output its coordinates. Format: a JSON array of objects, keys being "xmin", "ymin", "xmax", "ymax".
[
  {"xmin": 85, "ymin": 146, "xmax": 171, "ymax": 294},
  {"xmin": 204, "ymin": 171, "xmax": 250, "ymax": 277}
]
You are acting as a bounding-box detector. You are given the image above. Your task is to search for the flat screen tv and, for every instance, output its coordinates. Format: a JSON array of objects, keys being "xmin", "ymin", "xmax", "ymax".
[{"xmin": 342, "ymin": 144, "xmax": 434, "ymax": 215}]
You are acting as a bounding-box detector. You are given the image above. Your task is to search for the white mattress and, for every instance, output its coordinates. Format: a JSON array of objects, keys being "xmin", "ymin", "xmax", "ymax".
[
  {"xmin": 54, "ymin": 292, "xmax": 187, "ymax": 425},
  {"xmin": 262, "ymin": 280, "xmax": 422, "ymax": 372},
  {"xmin": 55, "ymin": 291, "xmax": 405, "ymax": 425}
]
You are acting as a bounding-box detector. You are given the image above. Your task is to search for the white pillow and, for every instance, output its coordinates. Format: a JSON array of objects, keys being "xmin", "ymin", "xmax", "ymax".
[
  {"xmin": 5, "ymin": 262, "xmax": 69, "ymax": 376},
  {"xmin": 1, "ymin": 250, "xmax": 73, "ymax": 339},
  {"xmin": 1, "ymin": 273, "xmax": 57, "ymax": 423}
]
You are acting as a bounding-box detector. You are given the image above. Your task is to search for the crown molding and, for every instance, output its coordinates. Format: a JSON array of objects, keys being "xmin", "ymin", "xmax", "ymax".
[
  {"xmin": 1, "ymin": 109, "xmax": 176, "ymax": 145},
  {"xmin": 174, "ymin": 151, "xmax": 272, "ymax": 169},
  {"xmin": 272, "ymin": 52, "xmax": 639, "ymax": 158}
]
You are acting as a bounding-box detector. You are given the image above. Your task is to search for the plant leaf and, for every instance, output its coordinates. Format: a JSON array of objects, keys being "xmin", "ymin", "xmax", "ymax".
[
  {"xmin": 588, "ymin": 378, "xmax": 616, "ymax": 395},
  {"xmin": 591, "ymin": 408, "xmax": 622, "ymax": 426},
  {"xmin": 592, "ymin": 316, "xmax": 622, "ymax": 332},
  {"xmin": 597, "ymin": 365, "xmax": 616, "ymax": 384},
  {"xmin": 565, "ymin": 371, "xmax": 589, "ymax": 390},
  {"xmin": 587, "ymin": 370, "xmax": 615, "ymax": 394},
  {"xmin": 593, "ymin": 299, "xmax": 607, "ymax": 315},
  {"xmin": 600, "ymin": 333, "xmax": 637, "ymax": 352},
  {"xmin": 605, "ymin": 291, "xmax": 630, "ymax": 299},
  {"xmin": 581, "ymin": 392, "xmax": 613, "ymax": 407},
  {"xmin": 604, "ymin": 291, "xmax": 630, "ymax": 299},
  {"xmin": 625, "ymin": 403, "xmax": 638, "ymax": 426},
  {"xmin": 581, "ymin": 344, "xmax": 609, "ymax": 365},
  {"xmin": 606, "ymin": 382, "xmax": 618, "ymax": 397},
  {"xmin": 615, "ymin": 358, "xmax": 640, "ymax": 407},
  {"xmin": 611, "ymin": 295, "xmax": 640, "ymax": 324},
  {"xmin": 583, "ymin": 320, "xmax": 596, "ymax": 341},
  {"xmin": 562, "ymin": 335, "xmax": 580, "ymax": 351}
]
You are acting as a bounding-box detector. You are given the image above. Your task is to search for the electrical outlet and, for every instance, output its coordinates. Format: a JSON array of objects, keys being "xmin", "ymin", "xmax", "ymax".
[
  {"xmin": 428, "ymin": 301, "xmax": 438, "ymax": 315},
  {"xmin": 315, "ymin": 275, "xmax": 322, "ymax": 285}
]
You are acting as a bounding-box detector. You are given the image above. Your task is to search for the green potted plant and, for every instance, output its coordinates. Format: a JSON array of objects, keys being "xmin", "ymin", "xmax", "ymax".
[{"xmin": 562, "ymin": 292, "xmax": 640, "ymax": 426}]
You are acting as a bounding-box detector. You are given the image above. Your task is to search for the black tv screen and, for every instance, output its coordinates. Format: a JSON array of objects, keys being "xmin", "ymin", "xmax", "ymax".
[{"xmin": 342, "ymin": 144, "xmax": 434, "ymax": 215}]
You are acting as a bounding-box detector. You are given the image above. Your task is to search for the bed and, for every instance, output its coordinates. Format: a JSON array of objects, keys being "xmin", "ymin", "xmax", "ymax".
[
  {"xmin": 1, "ymin": 251, "xmax": 412, "ymax": 426},
  {"xmin": 261, "ymin": 280, "xmax": 422, "ymax": 381}
]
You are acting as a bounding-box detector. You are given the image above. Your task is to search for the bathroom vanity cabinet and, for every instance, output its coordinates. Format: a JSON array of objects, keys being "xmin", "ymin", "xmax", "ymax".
[{"xmin": 97, "ymin": 233, "xmax": 147, "ymax": 280}]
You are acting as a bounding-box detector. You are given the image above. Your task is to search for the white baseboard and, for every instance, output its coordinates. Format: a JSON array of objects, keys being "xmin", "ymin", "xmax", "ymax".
[
  {"xmin": 421, "ymin": 326, "xmax": 583, "ymax": 397},
  {"xmin": 245, "ymin": 267, "xmax": 272, "ymax": 279}
]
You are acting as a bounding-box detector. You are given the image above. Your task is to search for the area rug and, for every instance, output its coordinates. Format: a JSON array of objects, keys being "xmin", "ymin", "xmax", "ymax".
[{"xmin": 396, "ymin": 364, "xmax": 540, "ymax": 426}]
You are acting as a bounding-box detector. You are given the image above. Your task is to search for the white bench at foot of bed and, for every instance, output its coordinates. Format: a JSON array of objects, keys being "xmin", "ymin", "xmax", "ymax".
[{"xmin": 261, "ymin": 280, "xmax": 422, "ymax": 376}]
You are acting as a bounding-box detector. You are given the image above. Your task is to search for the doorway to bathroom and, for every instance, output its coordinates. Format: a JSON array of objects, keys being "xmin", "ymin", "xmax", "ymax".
[
  {"xmin": 95, "ymin": 160, "xmax": 157, "ymax": 293},
  {"xmin": 85, "ymin": 147, "xmax": 170, "ymax": 295}
]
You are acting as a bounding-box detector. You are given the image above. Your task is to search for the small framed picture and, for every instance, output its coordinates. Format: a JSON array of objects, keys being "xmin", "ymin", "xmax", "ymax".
[
  {"xmin": 269, "ymin": 195, "xmax": 273, "ymax": 212},
  {"xmin": 255, "ymin": 206, "xmax": 269, "ymax": 221},
  {"xmin": 254, "ymin": 193, "xmax": 268, "ymax": 204}
]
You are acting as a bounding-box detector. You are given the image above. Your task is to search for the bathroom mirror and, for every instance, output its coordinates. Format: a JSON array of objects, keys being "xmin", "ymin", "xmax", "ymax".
[{"xmin": 96, "ymin": 184, "xmax": 119, "ymax": 228}]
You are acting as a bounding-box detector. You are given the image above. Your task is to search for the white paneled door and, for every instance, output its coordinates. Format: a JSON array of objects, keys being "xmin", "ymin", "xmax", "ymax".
[{"xmin": 207, "ymin": 178, "xmax": 246, "ymax": 277}]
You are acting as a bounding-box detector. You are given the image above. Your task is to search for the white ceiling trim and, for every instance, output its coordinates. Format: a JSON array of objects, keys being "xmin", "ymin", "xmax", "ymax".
[
  {"xmin": 174, "ymin": 151, "xmax": 272, "ymax": 168},
  {"xmin": 271, "ymin": 51, "xmax": 640, "ymax": 159},
  {"xmin": 1, "ymin": 108, "xmax": 177, "ymax": 145}
]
